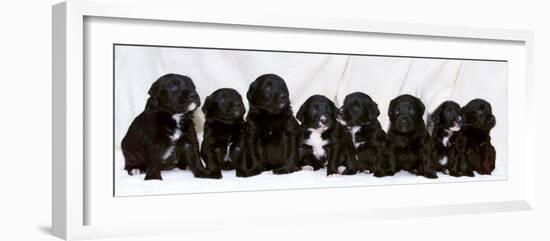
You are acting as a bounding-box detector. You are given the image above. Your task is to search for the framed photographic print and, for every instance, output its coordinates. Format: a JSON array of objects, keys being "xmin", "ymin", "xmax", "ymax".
[{"xmin": 52, "ymin": 0, "xmax": 535, "ymax": 240}]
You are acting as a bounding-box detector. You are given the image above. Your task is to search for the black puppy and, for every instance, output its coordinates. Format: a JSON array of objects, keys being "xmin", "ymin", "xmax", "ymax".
[
  {"xmin": 296, "ymin": 95, "xmax": 355, "ymax": 175},
  {"xmin": 338, "ymin": 92, "xmax": 392, "ymax": 177},
  {"xmin": 387, "ymin": 94, "xmax": 437, "ymax": 179},
  {"xmin": 200, "ymin": 88, "xmax": 246, "ymax": 179},
  {"xmin": 121, "ymin": 73, "xmax": 204, "ymax": 180},
  {"xmin": 245, "ymin": 73, "xmax": 300, "ymax": 176},
  {"xmin": 447, "ymin": 99, "xmax": 496, "ymax": 176},
  {"xmin": 428, "ymin": 101, "xmax": 462, "ymax": 173}
]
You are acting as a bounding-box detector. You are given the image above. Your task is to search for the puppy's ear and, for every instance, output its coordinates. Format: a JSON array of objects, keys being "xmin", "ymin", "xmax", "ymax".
[
  {"xmin": 430, "ymin": 106, "xmax": 441, "ymax": 126},
  {"xmin": 387, "ymin": 99, "xmax": 396, "ymax": 118},
  {"xmin": 460, "ymin": 104, "xmax": 471, "ymax": 124},
  {"xmin": 487, "ymin": 115, "xmax": 496, "ymax": 129},
  {"xmin": 148, "ymin": 80, "xmax": 161, "ymax": 97},
  {"xmin": 296, "ymin": 102, "xmax": 306, "ymax": 123},
  {"xmin": 330, "ymin": 101, "xmax": 338, "ymax": 120},
  {"xmin": 201, "ymin": 95, "xmax": 212, "ymax": 116},
  {"xmin": 486, "ymin": 102, "xmax": 495, "ymax": 129},
  {"xmin": 368, "ymin": 101, "xmax": 380, "ymax": 120},
  {"xmin": 246, "ymin": 80, "xmax": 258, "ymax": 103},
  {"xmin": 146, "ymin": 80, "xmax": 162, "ymax": 110},
  {"xmin": 418, "ymin": 98, "xmax": 426, "ymax": 115},
  {"xmin": 426, "ymin": 107, "xmax": 440, "ymax": 135},
  {"xmin": 144, "ymin": 97, "xmax": 157, "ymax": 111}
]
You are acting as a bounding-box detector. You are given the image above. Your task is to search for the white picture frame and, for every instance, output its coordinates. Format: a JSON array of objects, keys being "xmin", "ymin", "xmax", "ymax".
[{"xmin": 52, "ymin": 0, "xmax": 535, "ymax": 240}]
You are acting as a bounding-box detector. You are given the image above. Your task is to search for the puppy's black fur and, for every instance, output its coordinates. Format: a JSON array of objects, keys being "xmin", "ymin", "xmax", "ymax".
[
  {"xmin": 338, "ymin": 92, "xmax": 392, "ymax": 176},
  {"xmin": 428, "ymin": 101, "xmax": 462, "ymax": 173},
  {"xmin": 200, "ymin": 88, "xmax": 247, "ymax": 179},
  {"xmin": 244, "ymin": 74, "xmax": 300, "ymax": 176},
  {"xmin": 121, "ymin": 74, "xmax": 204, "ymax": 180},
  {"xmin": 387, "ymin": 94, "xmax": 438, "ymax": 179},
  {"xmin": 447, "ymin": 99, "xmax": 496, "ymax": 176},
  {"xmin": 296, "ymin": 95, "xmax": 355, "ymax": 175}
]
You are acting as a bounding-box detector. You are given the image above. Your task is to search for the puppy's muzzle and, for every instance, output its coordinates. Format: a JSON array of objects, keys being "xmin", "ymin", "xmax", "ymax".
[
  {"xmin": 450, "ymin": 116, "xmax": 462, "ymax": 131},
  {"xmin": 185, "ymin": 93, "xmax": 200, "ymax": 111},
  {"xmin": 398, "ymin": 117, "xmax": 412, "ymax": 128},
  {"xmin": 320, "ymin": 116, "xmax": 328, "ymax": 125},
  {"xmin": 316, "ymin": 115, "xmax": 329, "ymax": 131}
]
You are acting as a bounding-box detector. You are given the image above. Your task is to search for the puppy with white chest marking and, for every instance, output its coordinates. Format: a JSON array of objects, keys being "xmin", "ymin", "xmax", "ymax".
[
  {"xmin": 427, "ymin": 101, "xmax": 462, "ymax": 173},
  {"xmin": 447, "ymin": 99, "xmax": 496, "ymax": 177},
  {"xmin": 296, "ymin": 95, "xmax": 355, "ymax": 175},
  {"xmin": 121, "ymin": 73, "xmax": 205, "ymax": 180},
  {"xmin": 200, "ymin": 88, "xmax": 247, "ymax": 179},
  {"xmin": 338, "ymin": 92, "xmax": 392, "ymax": 176}
]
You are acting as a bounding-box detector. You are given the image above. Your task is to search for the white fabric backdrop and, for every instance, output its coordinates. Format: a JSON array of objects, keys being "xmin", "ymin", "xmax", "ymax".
[{"xmin": 114, "ymin": 45, "xmax": 507, "ymax": 196}]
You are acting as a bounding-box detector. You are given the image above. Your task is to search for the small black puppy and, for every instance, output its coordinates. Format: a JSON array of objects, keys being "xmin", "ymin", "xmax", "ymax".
[
  {"xmin": 200, "ymin": 88, "xmax": 247, "ymax": 179},
  {"xmin": 387, "ymin": 94, "xmax": 437, "ymax": 179},
  {"xmin": 338, "ymin": 92, "xmax": 392, "ymax": 177},
  {"xmin": 245, "ymin": 73, "xmax": 300, "ymax": 176},
  {"xmin": 428, "ymin": 101, "xmax": 462, "ymax": 173},
  {"xmin": 447, "ymin": 99, "xmax": 496, "ymax": 177},
  {"xmin": 121, "ymin": 73, "xmax": 204, "ymax": 180},
  {"xmin": 296, "ymin": 95, "xmax": 355, "ymax": 175}
]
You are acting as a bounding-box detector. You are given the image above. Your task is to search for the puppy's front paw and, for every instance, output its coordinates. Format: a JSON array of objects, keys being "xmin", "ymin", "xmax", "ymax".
[
  {"xmin": 449, "ymin": 171, "xmax": 461, "ymax": 177},
  {"xmin": 476, "ymin": 170, "xmax": 491, "ymax": 175},
  {"xmin": 337, "ymin": 166, "xmax": 347, "ymax": 175},
  {"xmin": 341, "ymin": 166, "xmax": 359, "ymax": 175},
  {"xmin": 373, "ymin": 171, "xmax": 388, "ymax": 177},
  {"xmin": 208, "ymin": 172, "xmax": 223, "ymax": 179},
  {"xmin": 236, "ymin": 171, "xmax": 255, "ymax": 178},
  {"xmin": 129, "ymin": 168, "xmax": 142, "ymax": 176},
  {"xmin": 302, "ymin": 165, "xmax": 314, "ymax": 171},
  {"xmin": 273, "ymin": 167, "xmax": 291, "ymax": 174},
  {"xmin": 424, "ymin": 172, "xmax": 438, "ymax": 179},
  {"xmin": 144, "ymin": 173, "xmax": 162, "ymax": 180}
]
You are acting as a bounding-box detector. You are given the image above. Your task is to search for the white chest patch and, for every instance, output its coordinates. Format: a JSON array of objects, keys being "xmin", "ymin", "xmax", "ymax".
[
  {"xmin": 349, "ymin": 126, "xmax": 364, "ymax": 148},
  {"xmin": 162, "ymin": 146, "xmax": 175, "ymax": 160},
  {"xmin": 304, "ymin": 128, "xmax": 329, "ymax": 159},
  {"xmin": 163, "ymin": 113, "xmax": 184, "ymax": 160},
  {"xmin": 442, "ymin": 135, "xmax": 450, "ymax": 147},
  {"xmin": 439, "ymin": 157, "xmax": 448, "ymax": 166},
  {"xmin": 169, "ymin": 129, "xmax": 182, "ymax": 142},
  {"xmin": 223, "ymin": 141, "xmax": 233, "ymax": 162},
  {"xmin": 169, "ymin": 113, "xmax": 184, "ymax": 141},
  {"xmin": 442, "ymin": 127, "xmax": 459, "ymax": 147}
]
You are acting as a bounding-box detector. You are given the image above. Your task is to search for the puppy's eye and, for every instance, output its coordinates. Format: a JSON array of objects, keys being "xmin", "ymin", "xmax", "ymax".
[
  {"xmin": 409, "ymin": 109, "xmax": 415, "ymax": 114},
  {"xmin": 395, "ymin": 110, "xmax": 400, "ymax": 115}
]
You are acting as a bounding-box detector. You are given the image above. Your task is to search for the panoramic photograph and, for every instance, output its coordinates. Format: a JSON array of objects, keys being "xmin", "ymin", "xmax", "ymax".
[{"xmin": 113, "ymin": 44, "xmax": 507, "ymax": 196}]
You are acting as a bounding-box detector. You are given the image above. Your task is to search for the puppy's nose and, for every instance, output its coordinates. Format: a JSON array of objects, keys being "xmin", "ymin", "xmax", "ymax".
[
  {"xmin": 399, "ymin": 118, "xmax": 411, "ymax": 126},
  {"xmin": 188, "ymin": 92, "xmax": 198, "ymax": 99},
  {"xmin": 320, "ymin": 116, "xmax": 328, "ymax": 124}
]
